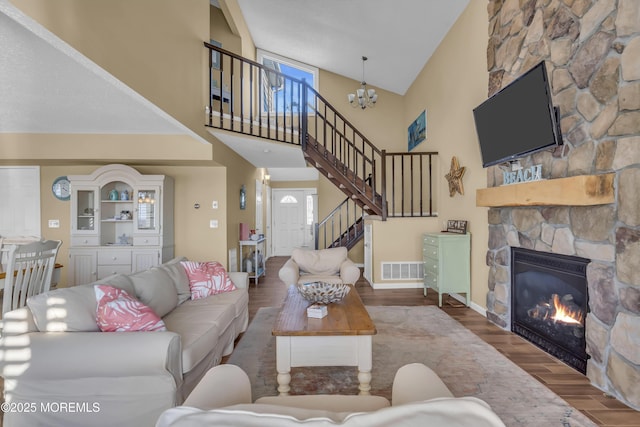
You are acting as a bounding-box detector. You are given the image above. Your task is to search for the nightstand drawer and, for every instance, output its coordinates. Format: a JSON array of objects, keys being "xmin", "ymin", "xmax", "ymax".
[
  {"xmin": 97, "ymin": 264, "xmax": 132, "ymax": 279},
  {"xmin": 71, "ymin": 236, "xmax": 99, "ymax": 246},
  {"xmin": 98, "ymin": 250, "xmax": 132, "ymax": 265},
  {"xmin": 423, "ymin": 235, "xmax": 439, "ymax": 246},
  {"xmin": 424, "ymin": 272, "xmax": 438, "ymax": 288},
  {"xmin": 423, "ymin": 245, "xmax": 438, "ymax": 258},
  {"xmin": 133, "ymin": 236, "xmax": 160, "ymax": 246},
  {"xmin": 423, "ymin": 258, "xmax": 438, "ymax": 275}
]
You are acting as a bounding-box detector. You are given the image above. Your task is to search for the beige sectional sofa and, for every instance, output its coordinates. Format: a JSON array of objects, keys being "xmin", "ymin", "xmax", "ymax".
[
  {"xmin": 0, "ymin": 257, "xmax": 249, "ymax": 427},
  {"xmin": 157, "ymin": 363, "xmax": 506, "ymax": 427}
]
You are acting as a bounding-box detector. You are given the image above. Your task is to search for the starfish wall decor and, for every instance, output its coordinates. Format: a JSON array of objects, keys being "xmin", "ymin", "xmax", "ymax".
[{"xmin": 445, "ymin": 156, "xmax": 466, "ymax": 197}]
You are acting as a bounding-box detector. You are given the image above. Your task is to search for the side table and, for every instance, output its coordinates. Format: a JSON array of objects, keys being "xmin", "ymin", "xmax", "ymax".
[{"xmin": 239, "ymin": 237, "xmax": 266, "ymax": 285}]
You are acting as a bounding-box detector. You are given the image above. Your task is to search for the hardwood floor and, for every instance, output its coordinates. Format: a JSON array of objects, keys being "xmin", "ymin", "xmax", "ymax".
[{"xmin": 233, "ymin": 256, "xmax": 640, "ymax": 427}]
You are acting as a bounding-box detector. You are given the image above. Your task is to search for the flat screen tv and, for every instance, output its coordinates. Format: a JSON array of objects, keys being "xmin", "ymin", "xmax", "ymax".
[{"xmin": 473, "ymin": 61, "xmax": 563, "ymax": 167}]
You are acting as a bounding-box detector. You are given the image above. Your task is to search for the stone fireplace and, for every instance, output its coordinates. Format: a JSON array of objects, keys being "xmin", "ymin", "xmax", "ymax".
[{"xmin": 484, "ymin": 0, "xmax": 640, "ymax": 410}]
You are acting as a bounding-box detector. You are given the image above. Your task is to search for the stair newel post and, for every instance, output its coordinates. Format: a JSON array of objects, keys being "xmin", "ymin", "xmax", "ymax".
[
  {"xmin": 332, "ymin": 203, "xmax": 342, "ymax": 246},
  {"xmin": 229, "ymin": 57, "xmax": 235, "ymax": 131},
  {"xmin": 207, "ymin": 47, "xmax": 213, "ymax": 127},
  {"xmin": 218, "ymin": 49, "xmax": 224, "ymax": 127},
  {"xmin": 301, "ymin": 79, "xmax": 308, "ymax": 149},
  {"xmin": 358, "ymin": 144, "xmax": 364, "ymax": 192},
  {"xmin": 314, "ymin": 222, "xmax": 319, "ymax": 249},
  {"xmin": 428, "ymin": 153, "xmax": 433, "ymax": 216},
  {"xmin": 249, "ymin": 63, "xmax": 254, "ymax": 134},
  {"xmin": 381, "ymin": 149, "xmax": 387, "ymax": 220},
  {"xmin": 258, "ymin": 67, "xmax": 263, "ymax": 138},
  {"xmin": 240, "ymin": 58, "xmax": 245, "ymax": 133}
]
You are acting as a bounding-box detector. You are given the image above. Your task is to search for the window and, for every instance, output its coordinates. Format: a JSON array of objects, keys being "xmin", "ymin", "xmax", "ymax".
[
  {"xmin": 306, "ymin": 195, "xmax": 314, "ymax": 226},
  {"xmin": 257, "ymin": 50, "xmax": 318, "ymax": 114},
  {"xmin": 280, "ymin": 195, "xmax": 298, "ymax": 204},
  {"xmin": 0, "ymin": 166, "xmax": 41, "ymax": 238}
]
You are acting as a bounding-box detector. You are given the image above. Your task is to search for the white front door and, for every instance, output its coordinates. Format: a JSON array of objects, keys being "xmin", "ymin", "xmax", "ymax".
[{"xmin": 272, "ymin": 189, "xmax": 305, "ymax": 256}]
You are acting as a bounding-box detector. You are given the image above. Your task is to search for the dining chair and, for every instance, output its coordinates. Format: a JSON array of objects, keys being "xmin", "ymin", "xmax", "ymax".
[{"xmin": 2, "ymin": 239, "xmax": 62, "ymax": 316}]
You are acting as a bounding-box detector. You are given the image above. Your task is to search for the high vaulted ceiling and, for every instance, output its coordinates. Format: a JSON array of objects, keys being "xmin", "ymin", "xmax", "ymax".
[
  {"xmin": 236, "ymin": 0, "xmax": 471, "ymax": 95},
  {"xmin": 1, "ymin": 0, "xmax": 471, "ymax": 173},
  {"xmin": 0, "ymin": 0, "xmax": 208, "ymax": 140}
]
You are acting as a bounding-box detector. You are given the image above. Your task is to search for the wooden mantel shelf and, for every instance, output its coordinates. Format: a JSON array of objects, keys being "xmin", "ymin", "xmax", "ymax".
[{"xmin": 476, "ymin": 173, "xmax": 615, "ymax": 207}]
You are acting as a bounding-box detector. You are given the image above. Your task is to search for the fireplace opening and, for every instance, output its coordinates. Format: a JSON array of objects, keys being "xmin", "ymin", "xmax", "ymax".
[{"xmin": 511, "ymin": 247, "xmax": 589, "ymax": 373}]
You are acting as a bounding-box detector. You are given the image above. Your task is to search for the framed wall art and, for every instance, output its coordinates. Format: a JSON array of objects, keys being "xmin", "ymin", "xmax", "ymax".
[{"xmin": 408, "ymin": 110, "xmax": 426, "ymax": 151}]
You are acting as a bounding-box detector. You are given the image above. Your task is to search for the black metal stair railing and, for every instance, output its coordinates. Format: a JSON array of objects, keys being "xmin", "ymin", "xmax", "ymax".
[
  {"xmin": 384, "ymin": 151, "xmax": 438, "ymax": 217},
  {"xmin": 204, "ymin": 42, "xmax": 438, "ymax": 249},
  {"xmin": 315, "ymin": 176, "xmax": 372, "ymax": 250},
  {"xmin": 315, "ymin": 197, "xmax": 366, "ymax": 250},
  {"xmin": 302, "ymin": 88, "xmax": 386, "ymax": 218}
]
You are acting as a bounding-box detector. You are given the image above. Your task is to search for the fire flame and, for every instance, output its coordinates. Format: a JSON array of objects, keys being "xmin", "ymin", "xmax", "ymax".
[{"xmin": 551, "ymin": 294, "xmax": 583, "ymax": 325}]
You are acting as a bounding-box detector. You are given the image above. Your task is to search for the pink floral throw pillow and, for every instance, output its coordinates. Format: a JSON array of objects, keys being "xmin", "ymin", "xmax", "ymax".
[
  {"xmin": 180, "ymin": 261, "xmax": 237, "ymax": 300},
  {"xmin": 95, "ymin": 285, "xmax": 166, "ymax": 332}
]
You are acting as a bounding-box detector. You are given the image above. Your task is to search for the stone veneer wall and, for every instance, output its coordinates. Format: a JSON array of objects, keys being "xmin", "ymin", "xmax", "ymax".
[{"xmin": 485, "ymin": 0, "xmax": 640, "ymax": 410}]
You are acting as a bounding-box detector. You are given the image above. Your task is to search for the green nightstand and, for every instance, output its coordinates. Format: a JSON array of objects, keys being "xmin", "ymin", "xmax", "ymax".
[{"xmin": 423, "ymin": 232, "xmax": 471, "ymax": 307}]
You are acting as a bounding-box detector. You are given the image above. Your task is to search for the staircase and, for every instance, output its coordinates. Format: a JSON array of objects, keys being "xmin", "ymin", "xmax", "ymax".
[
  {"xmin": 204, "ymin": 43, "xmax": 436, "ymax": 249},
  {"xmin": 303, "ymin": 135, "xmax": 384, "ymax": 217}
]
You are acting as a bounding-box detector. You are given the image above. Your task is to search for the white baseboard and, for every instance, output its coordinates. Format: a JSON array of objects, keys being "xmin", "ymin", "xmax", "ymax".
[
  {"xmin": 370, "ymin": 281, "xmax": 423, "ymax": 290},
  {"xmin": 469, "ymin": 300, "xmax": 487, "ymax": 317}
]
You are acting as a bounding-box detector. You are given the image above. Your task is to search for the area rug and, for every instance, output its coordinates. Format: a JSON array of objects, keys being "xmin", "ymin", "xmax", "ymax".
[{"xmin": 227, "ymin": 306, "xmax": 598, "ymax": 427}]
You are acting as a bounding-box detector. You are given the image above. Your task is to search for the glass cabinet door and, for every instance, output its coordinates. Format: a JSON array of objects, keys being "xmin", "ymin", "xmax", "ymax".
[
  {"xmin": 135, "ymin": 187, "xmax": 159, "ymax": 233},
  {"xmin": 73, "ymin": 187, "xmax": 98, "ymax": 234},
  {"xmin": 100, "ymin": 181, "xmax": 134, "ymax": 246}
]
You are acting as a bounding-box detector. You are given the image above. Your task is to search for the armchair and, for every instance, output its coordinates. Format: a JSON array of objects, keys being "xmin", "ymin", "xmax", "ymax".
[
  {"xmin": 156, "ymin": 363, "xmax": 506, "ymax": 427},
  {"xmin": 278, "ymin": 247, "xmax": 360, "ymax": 286}
]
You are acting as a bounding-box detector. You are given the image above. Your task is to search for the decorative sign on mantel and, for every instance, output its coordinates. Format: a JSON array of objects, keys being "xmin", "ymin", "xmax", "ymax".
[
  {"xmin": 503, "ymin": 164, "xmax": 543, "ymax": 186},
  {"xmin": 446, "ymin": 220, "xmax": 468, "ymax": 234}
]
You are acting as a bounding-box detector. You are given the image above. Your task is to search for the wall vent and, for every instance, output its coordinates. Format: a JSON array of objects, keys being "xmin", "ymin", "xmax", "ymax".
[{"xmin": 381, "ymin": 262, "xmax": 423, "ymax": 280}]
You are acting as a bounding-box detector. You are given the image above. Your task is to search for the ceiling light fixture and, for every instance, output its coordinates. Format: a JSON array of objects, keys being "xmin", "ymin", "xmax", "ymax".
[{"xmin": 348, "ymin": 56, "xmax": 377, "ymax": 110}]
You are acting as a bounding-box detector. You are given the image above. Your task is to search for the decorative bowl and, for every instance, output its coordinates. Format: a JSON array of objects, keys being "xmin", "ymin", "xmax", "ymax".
[{"xmin": 297, "ymin": 282, "xmax": 350, "ymax": 304}]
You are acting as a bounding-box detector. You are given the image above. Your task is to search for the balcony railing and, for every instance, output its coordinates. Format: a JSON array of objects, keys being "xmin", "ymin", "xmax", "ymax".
[{"xmin": 205, "ymin": 43, "xmax": 304, "ymax": 145}]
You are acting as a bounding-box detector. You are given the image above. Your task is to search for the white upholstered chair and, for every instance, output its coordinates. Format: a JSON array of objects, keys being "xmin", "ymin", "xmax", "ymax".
[
  {"xmin": 1, "ymin": 239, "xmax": 62, "ymax": 316},
  {"xmin": 278, "ymin": 247, "xmax": 361, "ymax": 286}
]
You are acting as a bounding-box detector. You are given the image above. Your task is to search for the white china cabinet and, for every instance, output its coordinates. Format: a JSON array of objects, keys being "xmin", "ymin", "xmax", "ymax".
[{"xmin": 68, "ymin": 164, "xmax": 174, "ymax": 285}]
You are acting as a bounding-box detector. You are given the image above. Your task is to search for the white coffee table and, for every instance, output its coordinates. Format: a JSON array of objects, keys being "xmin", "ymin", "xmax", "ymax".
[{"xmin": 272, "ymin": 285, "xmax": 376, "ymax": 396}]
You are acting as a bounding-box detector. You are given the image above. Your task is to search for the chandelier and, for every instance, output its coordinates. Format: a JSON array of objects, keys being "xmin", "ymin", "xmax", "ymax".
[{"xmin": 348, "ymin": 56, "xmax": 377, "ymax": 109}]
